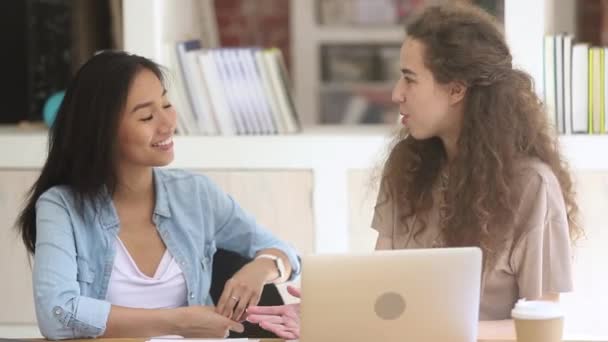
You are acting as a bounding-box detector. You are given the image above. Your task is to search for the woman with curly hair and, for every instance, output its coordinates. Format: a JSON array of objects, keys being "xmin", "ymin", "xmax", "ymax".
[{"xmin": 246, "ymin": 2, "xmax": 581, "ymax": 339}]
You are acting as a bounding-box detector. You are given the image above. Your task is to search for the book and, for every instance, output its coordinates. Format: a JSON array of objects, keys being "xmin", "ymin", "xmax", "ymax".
[
  {"xmin": 238, "ymin": 48, "xmax": 278, "ymax": 134},
  {"xmin": 601, "ymin": 48, "xmax": 606, "ymax": 134},
  {"xmin": 255, "ymin": 50, "xmax": 287, "ymax": 133},
  {"xmin": 164, "ymin": 42, "xmax": 195, "ymax": 135},
  {"xmin": 572, "ymin": 43, "xmax": 589, "ymax": 133},
  {"xmin": 197, "ymin": 51, "xmax": 237, "ymax": 135},
  {"xmin": 555, "ymin": 34, "xmax": 565, "ymax": 133},
  {"xmin": 605, "ymin": 47, "xmax": 608, "ymax": 133},
  {"xmin": 187, "ymin": 49, "xmax": 219, "ymax": 134},
  {"xmin": 564, "ymin": 34, "xmax": 574, "ymax": 134},
  {"xmin": 590, "ymin": 47, "xmax": 603, "ymax": 134},
  {"xmin": 543, "ymin": 35, "xmax": 557, "ymax": 130},
  {"xmin": 176, "ymin": 40, "xmax": 217, "ymax": 135},
  {"xmin": 166, "ymin": 43, "xmax": 299, "ymax": 135},
  {"xmin": 264, "ymin": 49, "xmax": 300, "ymax": 133},
  {"xmin": 218, "ymin": 49, "xmax": 260, "ymax": 135}
]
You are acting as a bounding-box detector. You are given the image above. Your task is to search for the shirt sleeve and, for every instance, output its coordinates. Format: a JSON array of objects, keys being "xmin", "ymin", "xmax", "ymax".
[
  {"xmin": 510, "ymin": 168, "xmax": 574, "ymax": 300},
  {"xmin": 33, "ymin": 190, "xmax": 111, "ymax": 340},
  {"xmin": 371, "ymin": 180, "xmax": 395, "ymax": 239},
  {"xmin": 202, "ymin": 177, "xmax": 301, "ymax": 280}
]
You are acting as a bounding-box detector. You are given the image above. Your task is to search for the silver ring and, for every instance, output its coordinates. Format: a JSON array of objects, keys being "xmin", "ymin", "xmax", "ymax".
[{"xmin": 230, "ymin": 296, "xmax": 240, "ymax": 301}]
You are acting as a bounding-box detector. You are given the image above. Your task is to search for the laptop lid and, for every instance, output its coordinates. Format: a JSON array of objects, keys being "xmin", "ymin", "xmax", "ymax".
[{"xmin": 300, "ymin": 247, "xmax": 482, "ymax": 342}]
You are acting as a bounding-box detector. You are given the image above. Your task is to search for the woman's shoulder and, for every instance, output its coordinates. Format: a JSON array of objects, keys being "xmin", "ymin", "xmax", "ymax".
[
  {"xmin": 153, "ymin": 168, "xmax": 218, "ymax": 193},
  {"xmin": 511, "ymin": 157, "xmax": 567, "ymax": 219},
  {"xmin": 37, "ymin": 184, "xmax": 75, "ymax": 206},
  {"xmin": 514, "ymin": 157, "xmax": 561, "ymax": 191}
]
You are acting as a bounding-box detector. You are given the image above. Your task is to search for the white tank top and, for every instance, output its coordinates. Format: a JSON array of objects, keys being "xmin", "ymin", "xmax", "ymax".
[{"xmin": 106, "ymin": 237, "xmax": 188, "ymax": 309}]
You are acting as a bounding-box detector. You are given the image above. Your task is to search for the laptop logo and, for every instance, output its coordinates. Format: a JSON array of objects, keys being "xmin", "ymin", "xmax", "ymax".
[{"xmin": 375, "ymin": 292, "xmax": 406, "ymax": 320}]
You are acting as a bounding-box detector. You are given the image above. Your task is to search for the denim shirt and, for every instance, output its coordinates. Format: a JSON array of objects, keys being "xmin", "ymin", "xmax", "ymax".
[{"xmin": 33, "ymin": 168, "xmax": 301, "ymax": 340}]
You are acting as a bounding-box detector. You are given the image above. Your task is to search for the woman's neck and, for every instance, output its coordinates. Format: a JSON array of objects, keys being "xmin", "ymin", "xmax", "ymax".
[
  {"xmin": 440, "ymin": 131, "xmax": 459, "ymax": 162},
  {"xmin": 113, "ymin": 164, "xmax": 155, "ymax": 203},
  {"xmin": 440, "ymin": 103, "xmax": 465, "ymax": 162}
]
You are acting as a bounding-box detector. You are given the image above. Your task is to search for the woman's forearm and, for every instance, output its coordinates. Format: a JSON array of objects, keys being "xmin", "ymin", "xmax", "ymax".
[
  {"xmin": 255, "ymin": 248, "xmax": 293, "ymax": 283},
  {"xmin": 102, "ymin": 305, "xmax": 179, "ymax": 338}
]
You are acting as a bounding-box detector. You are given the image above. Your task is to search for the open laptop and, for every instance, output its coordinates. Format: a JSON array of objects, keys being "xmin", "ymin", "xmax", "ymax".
[{"xmin": 300, "ymin": 247, "xmax": 482, "ymax": 342}]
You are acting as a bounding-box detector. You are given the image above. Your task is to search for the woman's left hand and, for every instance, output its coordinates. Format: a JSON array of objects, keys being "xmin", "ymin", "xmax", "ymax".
[
  {"xmin": 246, "ymin": 285, "xmax": 301, "ymax": 339},
  {"xmin": 216, "ymin": 258, "xmax": 277, "ymax": 321}
]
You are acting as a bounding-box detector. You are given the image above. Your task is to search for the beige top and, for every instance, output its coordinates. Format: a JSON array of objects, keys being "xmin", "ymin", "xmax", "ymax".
[{"xmin": 371, "ymin": 158, "xmax": 573, "ymax": 320}]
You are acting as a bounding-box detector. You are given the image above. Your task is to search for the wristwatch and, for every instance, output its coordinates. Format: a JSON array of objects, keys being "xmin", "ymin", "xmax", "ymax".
[{"xmin": 255, "ymin": 254, "xmax": 285, "ymax": 282}]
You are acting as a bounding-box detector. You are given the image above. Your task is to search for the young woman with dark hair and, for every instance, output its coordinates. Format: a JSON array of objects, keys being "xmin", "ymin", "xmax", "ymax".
[{"xmin": 17, "ymin": 50, "xmax": 299, "ymax": 339}]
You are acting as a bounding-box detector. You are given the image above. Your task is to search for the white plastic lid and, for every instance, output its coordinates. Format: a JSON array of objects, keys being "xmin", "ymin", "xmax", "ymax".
[{"xmin": 511, "ymin": 299, "xmax": 564, "ymax": 320}]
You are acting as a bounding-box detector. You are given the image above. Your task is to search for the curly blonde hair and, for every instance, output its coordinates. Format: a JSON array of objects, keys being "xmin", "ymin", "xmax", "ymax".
[{"xmin": 381, "ymin": 3, "xmax": 581, "ymax": 261}]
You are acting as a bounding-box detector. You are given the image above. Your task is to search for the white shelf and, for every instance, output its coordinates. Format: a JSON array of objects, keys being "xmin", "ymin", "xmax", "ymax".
[
  {"xmin": 0, "ymin": 125, "xmax": 391, "ymax": 169},
  {"xmin": 1, "ymin": 125, "xmax": 608, "ymax": 171},
  {"xmin": 320, "ymin": 81, "xmax": 394, "ymax": 93},
  {"xmin": 314, "ymin": 26, "xmax": 404, "ymax": 44}
]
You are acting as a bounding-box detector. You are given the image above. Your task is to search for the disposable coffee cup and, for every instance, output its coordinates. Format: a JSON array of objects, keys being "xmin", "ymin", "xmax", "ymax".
[{"xmin": 511, "ymin": 299, "xmax": 564, "ymax": 342}]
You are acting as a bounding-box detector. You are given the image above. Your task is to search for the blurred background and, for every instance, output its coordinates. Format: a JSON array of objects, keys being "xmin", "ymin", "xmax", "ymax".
[{"xmin": 4, "ymin": 0, "xmax": 607, "ymax": 127}]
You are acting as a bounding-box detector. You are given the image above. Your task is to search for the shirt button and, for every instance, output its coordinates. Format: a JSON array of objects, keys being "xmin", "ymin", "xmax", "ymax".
[
  {"xmin": 181, "ymin": 260, "xmax": 186, "ymax": 266},
  {"xmin": 189, "ymin": 292, "xmax": 195, "ymax": 299},
  {"xmin": 53, "ymin": 307, "xmax": 63, "ymax": 315}
]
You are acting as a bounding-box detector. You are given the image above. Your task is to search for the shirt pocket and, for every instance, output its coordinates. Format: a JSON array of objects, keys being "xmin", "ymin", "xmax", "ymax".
[
  {"xmin": 200, "ymin": 241, "xmax": 217, "ymax": 271},
  {"xmin": 76, "ymin": 256, "xmax": 95, "ymax": 284}
]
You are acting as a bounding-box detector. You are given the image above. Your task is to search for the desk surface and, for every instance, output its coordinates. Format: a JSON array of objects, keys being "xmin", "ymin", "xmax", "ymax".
[{"xmin": 56, "ymin": 338, "xmax": 608, "ymax": 342}]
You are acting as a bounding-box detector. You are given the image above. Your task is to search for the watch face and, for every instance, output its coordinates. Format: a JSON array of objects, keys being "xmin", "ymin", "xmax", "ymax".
[
  {"xmin": 276, "ymin": 257, "xmax": 285, "ymax": 278},
  {"xmin": 258, "ymin": 254, "xmax": 285, "ymax": 280}
]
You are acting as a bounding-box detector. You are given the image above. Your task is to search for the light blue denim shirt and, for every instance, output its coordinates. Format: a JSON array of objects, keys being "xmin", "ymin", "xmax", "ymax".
[{"xmin": 33, "ymin": 168, "xmax": 301, "ymax": 340}]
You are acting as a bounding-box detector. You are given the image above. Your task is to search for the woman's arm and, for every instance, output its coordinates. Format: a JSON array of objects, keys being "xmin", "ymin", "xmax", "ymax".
[
  {"xmin": 33, "ymin": 192, "xmax": 112, "ymax": 339},
  {"xmin": 215, "ymin": 247, "xmax": 292, "ymax": 320},
  {"xmin": 480, "ymin": 168, "xmax": 572, "ymax": 339},
  {"xmin": 253, "ymin": 248, "xmax": 293, "ymax": 283},
  {"xmin": 103, "ymin": 305, "xmax": 244, "ymax": 338},
  {"xmin": 375, "ymin": 236, "xmax": 393, "ymax": 250},
  {"xmin": 204, "ymin": 177, "xmax": 300, "ymax": 279},
  {"xmin": 103, "ymin": 306, "xmax": 176, "ymax": 337},
  {"xmin": 202, "ymin": 177, "xmax": 300, "ymax": 319}
]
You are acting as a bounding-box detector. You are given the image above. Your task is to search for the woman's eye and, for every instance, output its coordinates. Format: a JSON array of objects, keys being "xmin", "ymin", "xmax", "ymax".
[{"xmin": 141, "ymin": 115, "xmax": 153, "ymax": 122}]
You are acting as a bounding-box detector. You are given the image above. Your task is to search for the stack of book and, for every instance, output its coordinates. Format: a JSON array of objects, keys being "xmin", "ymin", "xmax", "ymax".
[
  {"xmin": 543, "ymin": 34, "xmax": 607, "ymax": 134},
  {"xmin": 165, "ymin": 40, "xmax": 300, "ymax": 135}
]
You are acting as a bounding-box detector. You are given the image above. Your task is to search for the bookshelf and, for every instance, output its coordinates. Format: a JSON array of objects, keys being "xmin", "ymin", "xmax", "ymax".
[
  {"xmin": 290, "ymin": 0, "xmax": 577, "ymax": 125},
  {"xmin": 291, "ymin": 0, "xmax": 405, "ymax": 125}
]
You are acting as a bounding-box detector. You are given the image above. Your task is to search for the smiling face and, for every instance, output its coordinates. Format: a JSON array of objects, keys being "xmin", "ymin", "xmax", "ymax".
[
  {"xmin": 116, "ymin": 68, "xmax": 177, "ymax": 169},
  {"xmin": 392, "ymin": 38, "xmax": 464, "ymax": 141}
]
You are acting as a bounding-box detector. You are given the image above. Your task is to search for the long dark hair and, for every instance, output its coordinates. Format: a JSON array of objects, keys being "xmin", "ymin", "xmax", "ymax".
[
  {"xmin": 17, "ymin": 50, "xmax": 164, "ymax": 254},
  {"xmin": 381, "ymin": 3, "xmax": 580, "ymax": 262}
]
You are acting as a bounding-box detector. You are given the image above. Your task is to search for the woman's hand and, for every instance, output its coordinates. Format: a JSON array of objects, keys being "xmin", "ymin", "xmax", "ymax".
[
  {"xmin": 216, "ymin": 257, "xmax": 278, "ymax": 321},
  {"xmin": 173, "ymin": 305, "xmax": 244, "ymax": 338},
  {"xmin": 246, "ymin": 285, "xmax": 301, "ymax": 339}
]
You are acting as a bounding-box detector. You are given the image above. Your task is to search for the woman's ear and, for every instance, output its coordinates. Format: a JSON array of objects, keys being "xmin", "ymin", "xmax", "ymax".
[{"xmin": 449, "ymin": 81, "xmax": 467, "ymax": 105}]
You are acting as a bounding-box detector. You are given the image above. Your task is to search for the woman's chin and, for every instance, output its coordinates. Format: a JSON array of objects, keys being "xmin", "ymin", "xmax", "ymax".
[{"xmin": 151, "ymin": 156, "xmax": 174, "ymax": 167}]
